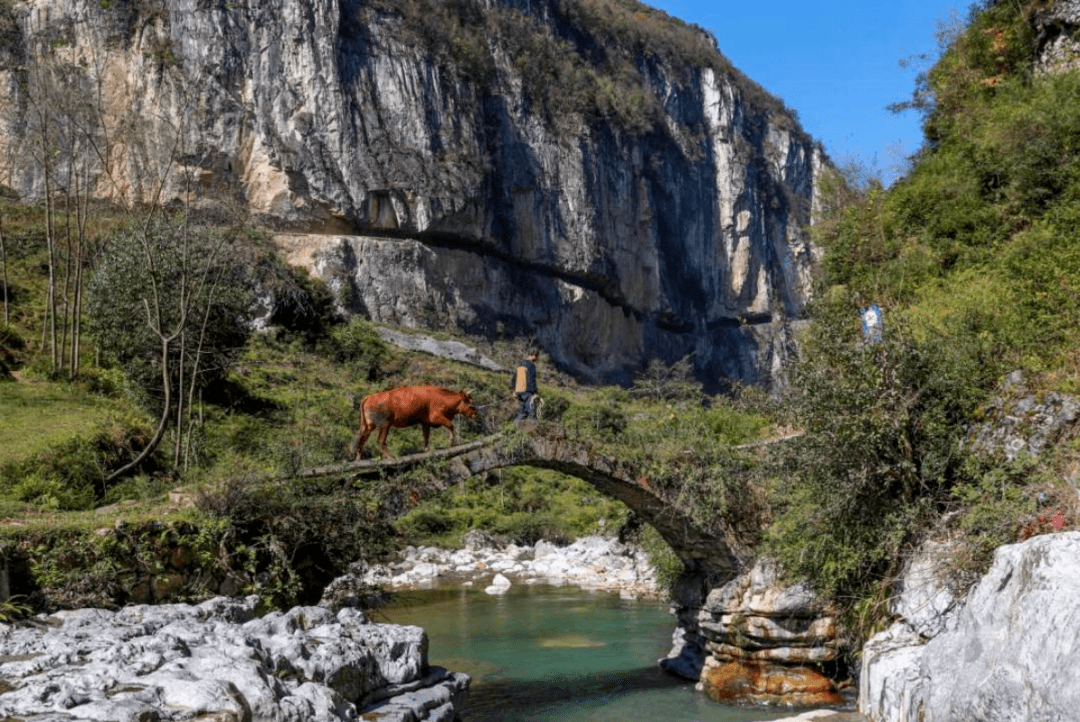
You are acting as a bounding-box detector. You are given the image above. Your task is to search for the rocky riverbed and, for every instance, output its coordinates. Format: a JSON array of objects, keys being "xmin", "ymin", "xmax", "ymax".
[
  {"xmin": 334, "ymin": 534, "xmax": 662, "ymax": 599},
  {"xmin": 0, "ymin": 534, "xmax": 654, "ymax": 722},
  {"xmin": 0, "ymin": 596, "xmax": 468, "ymax": 722}
]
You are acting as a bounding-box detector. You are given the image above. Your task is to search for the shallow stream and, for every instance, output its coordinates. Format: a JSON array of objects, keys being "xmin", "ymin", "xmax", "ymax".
[{"xmin": 382, "ymin": 583, "xmax": 795, "ymax": 722}]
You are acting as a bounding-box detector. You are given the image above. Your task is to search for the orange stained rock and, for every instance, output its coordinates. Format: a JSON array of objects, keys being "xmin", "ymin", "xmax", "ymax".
[{"xmin": 702, "ymin": 660, "xmax": 845, "ymax": 707}]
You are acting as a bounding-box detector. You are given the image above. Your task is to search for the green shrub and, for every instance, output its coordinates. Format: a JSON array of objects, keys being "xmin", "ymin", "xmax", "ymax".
[
  {"xmin": 397, "ymin": 466, "xmax": 628, "ymax": 547},
  {"xmin": 8, "ymin": 473, "xmax": 95, "ymax": 511},
  {"xmin": 197, "ymin": 474, "xmax": 397, "ymax": 607},
  {"xmin": 765, "ymin": 297, "xmax": 987, "ymax": 606},
  {"xmin": 327, "ymin": 319, "xmax": 390, "ymax": 381},
  {"xmin": 999, "ymin": 209, "xmax": 1080, "ymax": 363},
  {"xmin": 86, "ymin": 217, "xmax": 257, "ymax": 414},
  {"xmin": 0, "ymin": 323, "xmax": 25, "ymax": 379},
  {"xmin": 634, "ymin": 522, "xmax": 683, "ymax": 596},
  {"xmin": 0, "ymin": 416, "xmax": 157, "ymax": 509},
  {"xmin": 818, "ymin": 4, "xmax": 1080, "ymax": 382},
  {"xmin": 15, "ymin": 520, "xmax": 234, "ymax": 610},
  {"xmin": 561, "ymin": 389, "xmax": 630, "ymax": 442},
  {"xmin": 76, "ymin": 366, "xmax": 126, "ymax": 398},
  {"xmin": 265, "ymin": 262, "xmax": 340, "ymax": 344}
]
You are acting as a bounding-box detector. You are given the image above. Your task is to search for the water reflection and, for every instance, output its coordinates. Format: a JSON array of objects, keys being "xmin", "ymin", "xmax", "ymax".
[{"xmin": 465, "ymin": 665, "xmax": 689, "ymax": 720}]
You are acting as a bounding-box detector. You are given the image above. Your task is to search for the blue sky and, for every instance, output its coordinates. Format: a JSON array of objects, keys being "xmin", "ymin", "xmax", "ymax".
[{"xmin": 647, "ymin": 1, "xmax": 964, "ymax": 184}]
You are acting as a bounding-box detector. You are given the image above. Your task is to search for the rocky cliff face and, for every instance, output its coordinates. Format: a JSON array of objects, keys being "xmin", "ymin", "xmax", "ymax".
[
  {"xmin": 1036, "ymin": 0, "xmax": 1080, "ymax": 74},
  {"xmin": 0, "ymin": 0, "xmax": 822, "ymax": 389}
]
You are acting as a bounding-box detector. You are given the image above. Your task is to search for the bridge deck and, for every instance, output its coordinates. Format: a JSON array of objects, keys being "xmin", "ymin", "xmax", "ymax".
[{"xmin": 295, "ymin": 434, "xmax": 504, "ymax": 479}]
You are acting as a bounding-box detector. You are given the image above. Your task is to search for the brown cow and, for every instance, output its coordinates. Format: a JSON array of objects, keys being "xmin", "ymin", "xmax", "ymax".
[{"xmin": 351, "ymin": 385, "xmax": 479, "ymax": 459}]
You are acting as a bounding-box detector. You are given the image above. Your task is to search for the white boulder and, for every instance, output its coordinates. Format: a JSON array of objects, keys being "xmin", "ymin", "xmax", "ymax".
[{"xmin": 861, "ymin": 532, "xmax": 1080, "ymax": 722}]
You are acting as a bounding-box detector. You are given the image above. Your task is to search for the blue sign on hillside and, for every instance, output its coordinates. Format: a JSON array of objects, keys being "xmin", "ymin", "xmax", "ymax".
[{"xmin": 861, "ymin": 305, "xmax": 884, "ymax": 344}]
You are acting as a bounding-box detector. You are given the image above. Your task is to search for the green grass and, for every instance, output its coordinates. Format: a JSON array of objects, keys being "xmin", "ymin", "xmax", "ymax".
[
  {"xmin": 0, "ymin": 378, "xmax": 124, "ymax": 464},
  {"xmin": 0, "ymin": 501, "xmax": 203, "ymax": 534}
]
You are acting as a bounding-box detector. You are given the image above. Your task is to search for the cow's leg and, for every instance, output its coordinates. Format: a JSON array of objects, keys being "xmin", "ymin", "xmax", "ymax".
[
  {"xmin": 352, "ymin": 427, "xmax": 372, "ymax": 460},
  {"xmin": 351, "ymin": 410, "xmax": 373, "ymax": 460},
  {"xmin": 422, "ymin": 424, "xmax": 431, "ymax": 452},
  {"xmin": 429, "ymin": 413, "xmax": 456, "ymax": 449},
  {"xmin": 446, "ymin": 422, "xmax": 457, "ymax": 448},
  {"xmin": 377, "ymin": 426, "xmax": 393, "ymax": 458}
]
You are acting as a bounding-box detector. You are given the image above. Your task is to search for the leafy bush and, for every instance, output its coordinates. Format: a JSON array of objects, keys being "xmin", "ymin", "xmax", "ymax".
[
  {"xmin": 633, "ymin": 522, "xmax": 683, "ymax": 595},
  {"xmin": 561, "ymin": 388, "xmax": 630, "ymax": 442},
  {"xmin": 0, "ymin": 415, "xmax": 156, "ymax": 509},
  {"xmin": 197, "ymin": 474, "xmax": 398, "ymax": 607},
  {"xmin": 765, "ymin": 297, "xmax": 987, "ymax": 604},
  {"xmin": 820, "ymin": 3, "xmax": 1080, "ymax": 379},
  {"xmin": 327, "ymin": 318, "xmax": 390, "ymax": 381},
  {"xmin": 76, "ymin": 366, "xmax": 127, "ymax": 398},
  {"xmin": 0, "ymin": 323, "xmax": 25, "ymax": 379},
  {"xmin": 86, "ymin": 216, "xmax": 258, "ymax": 413},
  {"xmin": 7, "ymin": 473, "xmax": 95, "ymax": 511},
  {"xmin": 265, "ymin": 261, "xmax": 340, "ymax": 344},
  {"xmin": 14, "ymin": 520, "xmax": 233, "ymax": 610},
  {"xmin": 397, "ymin": 466, "xmax": 629, "ymax": 547}
]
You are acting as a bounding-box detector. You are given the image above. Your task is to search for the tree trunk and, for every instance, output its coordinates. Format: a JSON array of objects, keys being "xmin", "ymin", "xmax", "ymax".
[
  {"xmin": 174, "ymin": 333, "xmax": 185, "ymax": 467},
  {"xmin": 106, "ymin": 334, "xmax": 173, "ymax": 482},
  {"xmin": 43, "ymin": 161, "xmax": 59, "ymax": 373},
  {"xmin": 0, "ymin": 209, "xmax": 8, "ymax": 325}
]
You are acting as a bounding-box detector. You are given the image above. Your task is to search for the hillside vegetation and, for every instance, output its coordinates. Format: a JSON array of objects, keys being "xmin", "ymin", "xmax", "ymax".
[
  {"xmin": 771, "ymin": 0, "xmax": 1080, "ymax": 632},
  {"xmin": 0, "ymin": 0, "xmax": 1079, "ymax": 648}
]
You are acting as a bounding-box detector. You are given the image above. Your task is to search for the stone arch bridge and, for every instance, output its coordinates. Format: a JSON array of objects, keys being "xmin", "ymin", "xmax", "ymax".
[{"xmin": 298, "ymin": 425, "xmax": 752, "ymax": 578}]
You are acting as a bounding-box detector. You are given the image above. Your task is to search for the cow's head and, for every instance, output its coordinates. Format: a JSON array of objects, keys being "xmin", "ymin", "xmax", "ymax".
[{"xmin": 459, "ymin": 390, "xmax": 479, "ymax": 418}]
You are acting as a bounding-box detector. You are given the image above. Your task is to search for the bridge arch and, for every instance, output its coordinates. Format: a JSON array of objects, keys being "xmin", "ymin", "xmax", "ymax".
[
  {"xmin": 447, "ymin": 435, "xmax": 742, "ymax": 577},
  {"xmin": 302, "ymin": 429, "xmax": 745, "ymax": 577}
]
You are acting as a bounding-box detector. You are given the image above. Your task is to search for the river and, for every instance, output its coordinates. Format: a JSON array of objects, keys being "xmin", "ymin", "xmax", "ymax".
[{"xmin": 381, "ymin": 583, "xmax": 796, "ymax": 722}]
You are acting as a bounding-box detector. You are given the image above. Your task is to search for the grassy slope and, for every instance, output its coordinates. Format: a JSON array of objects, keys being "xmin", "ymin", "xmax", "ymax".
[
  {"xmin": 819, "ymin": 1, "xmax": 1080, "ymax": 389},
  {"xmin": 0, "ymin": 379, "xmax": 121, "ymax": 464}
]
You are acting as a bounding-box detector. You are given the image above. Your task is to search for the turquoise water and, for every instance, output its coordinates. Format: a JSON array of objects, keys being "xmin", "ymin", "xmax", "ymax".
[{"xmin": 381, "ymin": 584, "xmax": 797, "ymax": 722}]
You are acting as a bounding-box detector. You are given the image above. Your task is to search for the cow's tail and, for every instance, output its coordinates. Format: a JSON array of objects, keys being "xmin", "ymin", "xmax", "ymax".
[{"xmin": 349, "ymin": 396, "xmax": 372, "ymax": 460}]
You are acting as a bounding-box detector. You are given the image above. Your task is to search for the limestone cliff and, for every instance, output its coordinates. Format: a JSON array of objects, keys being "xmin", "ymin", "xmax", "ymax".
[{"xmin": 0, "ymin": 0, "xmax": 822, "ymax": 389}]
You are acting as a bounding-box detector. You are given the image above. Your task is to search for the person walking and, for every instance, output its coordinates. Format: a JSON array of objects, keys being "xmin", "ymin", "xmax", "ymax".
[{"xmin": 512, "ymin": 352, "xmax": 539, "ymax": 420}]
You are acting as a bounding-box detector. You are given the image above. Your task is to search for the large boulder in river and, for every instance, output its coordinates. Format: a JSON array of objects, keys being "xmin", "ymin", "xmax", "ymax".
[
  {"xmin": 860, "ymin": 532, "xmax": 1080, "ymax": 722},
  {"xmin": 690, "ymin": 558, "xmax": 845, "ymax": 706}
]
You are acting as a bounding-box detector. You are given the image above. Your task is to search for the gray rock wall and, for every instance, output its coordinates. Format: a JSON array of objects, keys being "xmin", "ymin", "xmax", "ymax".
[
  {"xmin": 1036, "ymin": 0, "xmax": 1080, "ymax": 75},
  {"xmin": 0, "ymin": 0, "xmax": 822, "ymax": 390}
]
